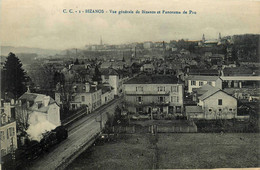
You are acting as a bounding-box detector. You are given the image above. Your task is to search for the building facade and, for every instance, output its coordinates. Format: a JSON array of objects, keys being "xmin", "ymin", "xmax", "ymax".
[
  {"xmin": 186, "ymin": 85, "xmax": 237, "ymax": 119},
  {"xmin": 124, "ymin": 75, "xmax": 184, "ymax": 115},
  {"xmin": 186, "ymin": 75, "xmax": 222, "ymax": 93},
  {"xmin": 17, "ymin": 92, "xmax": 61, "ymax": 128},
  {"xmin": 0, "ymin": 101, "xmax": 17, "ymax": 157}
]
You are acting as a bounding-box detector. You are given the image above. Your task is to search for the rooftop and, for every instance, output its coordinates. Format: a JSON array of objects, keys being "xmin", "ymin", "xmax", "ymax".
[
  {"xmin": 197, "ymin": 85, "xmax": 220, "ymax": 101},
  {"xmin": 100, "ymin": 68, "xmax": 119, "ymax": 75},
  {"xmin": 186, "ymin": 75, "xmax": 220, "ymax": 81},
  {"xmin": 223, "ymin": 67, "xmax": 259, "ymax": 76},
  {"xmin": 124, "ymin": 75, "xmax": 182, "ymax": 84},
  {"xmin": 18, "ymin": 92, "xmax": 57, "ymax": 113}
]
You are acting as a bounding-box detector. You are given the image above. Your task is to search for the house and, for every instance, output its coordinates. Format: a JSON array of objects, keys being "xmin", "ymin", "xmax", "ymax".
[
  {"xmin": 143, "ymin": 41, "xmax": 153, "ymax": 49},
  {"xmin": 141, "ymin": 63, "xmax": 155, "ymax": 74},
  {"xmin": 100, "ymin": 61, "xmax": 126, "ymax": 70},
  {"xmin": 186, "ymin": 75, "xmax": 222, "ymax": 93},
  {"xmin": 56, "ymin": 82, "xmax": 102, "ymax": 113},
  {"xmin": 101, "ymin": 84, "xmax": 115, "ymax": 105},
  {"xmin": 0, "ymin": 101, "xmax": 17, "ymax": 158},
  {"xmin": 180, "ymin": 49, "xmax": 190, "ymax": 55},
  {"xmin": 186, "ymin": 85, "xmax": 237, "ymax": 119},
  {"xmin": 101, "ymin": 68, "xmax": 126, "ymax": 96},
  {"xmin": 123, "ymin": 75, "xmax": 184, "ymax": 115},
  {"xmin": 188, "ymin": 69, "xmax": 219, "ymax": 76},
  {"xmin": 17, "ymin": 92, "xmax": 61, "ymax": 127}
]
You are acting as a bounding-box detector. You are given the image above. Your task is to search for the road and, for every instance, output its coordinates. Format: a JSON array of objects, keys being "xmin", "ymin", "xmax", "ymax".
[{"xmin": 28, "ymin": 97, "xmax": 122, "ymax": 170}]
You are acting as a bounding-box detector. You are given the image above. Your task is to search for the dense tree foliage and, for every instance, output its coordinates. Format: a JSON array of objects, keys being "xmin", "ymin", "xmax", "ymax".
[
  {"xmin": 92, "ymin": 66, "xmax": 102, "ymax": 83},
  {"xmin": 1, "ymin": 52, "xmax": 28, "ymax": 98}
]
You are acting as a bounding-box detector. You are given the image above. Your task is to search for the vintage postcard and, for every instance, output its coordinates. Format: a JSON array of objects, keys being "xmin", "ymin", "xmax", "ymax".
[{"xmin": 0, "ymin": 0, "xmax": 259, "ymax": 169}]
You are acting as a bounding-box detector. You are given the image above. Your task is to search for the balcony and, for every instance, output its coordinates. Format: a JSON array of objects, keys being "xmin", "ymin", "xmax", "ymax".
[
  {"xmin": 124, "ymin": 91, "xmax": 170, "ymax": 96},
  {"xmin": 125, "ymin": 101, "xmax": 170, "ymax": 107}
]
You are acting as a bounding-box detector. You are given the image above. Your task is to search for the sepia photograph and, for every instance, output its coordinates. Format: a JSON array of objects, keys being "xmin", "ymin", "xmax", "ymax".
[{"xmin": 0, "ymin": 0, "xmax": 259, "ymax": 169}]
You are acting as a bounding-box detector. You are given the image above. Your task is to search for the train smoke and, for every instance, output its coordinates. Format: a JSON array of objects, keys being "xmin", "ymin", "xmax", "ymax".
[{"xmin": 26, "ymin": 121, "xmax": 57, "ymax": 142}]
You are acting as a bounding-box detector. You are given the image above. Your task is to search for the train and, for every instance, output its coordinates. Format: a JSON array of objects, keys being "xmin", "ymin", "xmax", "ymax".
[{"xmin": 2, "ymin": 125, "xmax": 68, "ymax": 170}]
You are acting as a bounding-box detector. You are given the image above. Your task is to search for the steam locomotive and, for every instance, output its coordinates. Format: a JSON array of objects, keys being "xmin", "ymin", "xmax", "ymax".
[{"xmin": 2, "ymin": 125, "xmax": 68, "ymax": 170}]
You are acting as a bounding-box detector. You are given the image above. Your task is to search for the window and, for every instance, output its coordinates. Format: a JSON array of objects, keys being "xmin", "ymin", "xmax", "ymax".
[
  {"xmin": 158, "ymin": 86, "xmax": 165, "ymax": 92},
  {"xmin": 136, "ymin": 86, "xmax": 143, "ymax": 92},
  {"xmin": 218, "ymin": 99, "xmax": 222, "ymax": 105},
  {"xmin": 159, "ymin": 97, "xmax": 165, "ymax": 102},
  {"xmin": 0, "ymin": 131, "xmax": 4, "ymax": 140},
  {"xmin": 208, "ymin": 81, "xmax": 212, "ymax": 85},
  {"xmin": 171, "ymin": 96, "xmax": 178, "ymax": 103},
  {"xmin": 219, "ymin": 108, "xmax": 222, "ymax": 112},
  {"xmin": 71, "ymin": 96, "xmax": 75, "ymax": 101},
  {"xmin": 136, "ymin": 107, "xmax": 142, "ymax": 113},
  {"xmin": 209, "ymin": 109, "xmax": 212, "ymax": 112},
  {"xmin": 191, "ymin": 81, "xmax": 196, "ymax": 86},
  {"xmin": 171, "ymin": 86, "xmax": 178, "ymax": 92},
  {"xmin": 137, "ymin": 96, "xmax": 142, "ymax": 102},
  {"xmin": 6, "ymin": 129, "xmax": 9, "ymax": 139},
  {"xmin": 2, "ymin": 114, "xmax": 6, "ymax": 124},
  {"xmin": 1, "ymin": 149, "xmax": 6, "ymax": 157},
  {"xmin": 229, "ymin": 108, "xmax": 233, "ymax": 111},
  {"xmin": 81, "ymin": 96, "xmax": 85, "ymax": 102},
  {"xmin": 9, "ymin": 127, "xmax": 15, "ymax": 137},
  {"xmin": 199, "ymin": 81, "xmax": 204, "ymax": 86},
  {"xmin": 176, "ymin": 106, "xmax": 181, "ymax": 113}
]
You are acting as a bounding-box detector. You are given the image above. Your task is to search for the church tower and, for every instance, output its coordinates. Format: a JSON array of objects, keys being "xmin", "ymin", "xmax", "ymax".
[{"xmin": 202, "ymin": 34, "xmax": 205, "ymax": 43}]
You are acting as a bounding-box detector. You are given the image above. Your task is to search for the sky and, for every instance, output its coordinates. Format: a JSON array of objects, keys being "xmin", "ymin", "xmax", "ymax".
[{"xmin": 0, "ymin": 0, "xmax": 259, "ymax": 50}]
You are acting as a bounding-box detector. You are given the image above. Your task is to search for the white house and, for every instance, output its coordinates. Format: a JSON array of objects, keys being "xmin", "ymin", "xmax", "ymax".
[
  {"xmin": 55, "ymin": 82, "xmax": 102, "ymax": 113},
  {"xmin": 186, "ymin": 85, "xmax": 237, "ymax": 119},
  {"xmin": 186, "ymin": 75, "xmax": 222, "ymax": 93},
  {"xmin": 17, "ymin": 92, "xmax": 61, "ymax": 127},
  {"xmin": 124, "ymin": 75, "xmax": 184, "ymax": 115},
  {"xmin": 101, "ymin": 84, "xmax": 115, "ymax": 105},
  {"xmin": 101, "ymin": 68, "xmax": 123, "ymax": 96}
]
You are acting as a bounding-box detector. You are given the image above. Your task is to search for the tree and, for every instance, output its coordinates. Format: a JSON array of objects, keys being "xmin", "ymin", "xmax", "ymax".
[
  {"xmin": 2, "ymin": 52, "xmax": 27, "ymax": 98},
  {"xmin": 92, "ymin": 66, "xmax": 102, "ymax": 83},
  {"xmin": 15, "ymin": 104, "xmax": 30, "ymax": 134},
  {"xmin": 74, "ymin": 58, "xmax": 80, "ymax": 65}
]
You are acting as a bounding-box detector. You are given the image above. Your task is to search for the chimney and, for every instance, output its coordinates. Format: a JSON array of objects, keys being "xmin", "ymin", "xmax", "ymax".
[
  {"xmin": 85, "ymin": 83, "xmax": 90, "ymax": 92},
  {"xmin": 27, "ymin": 86, "xmax": 31, "ymax": 93},
  {"xmin": 43, "ymin": 96, "xmax": 50, "ymax": 107},
  {"xmin": 27, "ymin": 101, "xmax": 30, "ymax": 108}
]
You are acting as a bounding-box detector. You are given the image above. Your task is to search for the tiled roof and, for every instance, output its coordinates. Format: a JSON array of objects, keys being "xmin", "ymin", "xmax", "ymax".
[
  {"xmin": 186, "ymin": 75, "xmax": 220, "ymax": 81},
  {"xmin": 18, "ymin": 92, "xmax": 56, "ymax": 113},
  {"xmin": 124, "ymin": 75, "xmax": 182, "ymax": 84},
  {"xmin": 223, "ymin": 67, "xmax": 259, "ymax": 76},
  {"xmin": 197, "ymin": 87, "xmax": 220, "ymax": 101},
  {"xmin": 189, "ymin": 69, "xmax": 219, "ymax": 76},
  {"xmin": 100, "ymin": 68, "xmax": 119, "ymax": 75},
  {"xmin": 101, "ymin": 85, "xmax": 114, "ymax": 94}
]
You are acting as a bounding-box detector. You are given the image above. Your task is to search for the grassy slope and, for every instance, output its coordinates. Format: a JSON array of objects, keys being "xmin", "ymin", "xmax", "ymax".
[
  {"xmin": 67, "ymin": 133, "xmax": 260, "ymax": 169},
  {"xmin": 157, "ymin": 133, "xmax": 260, "ymax": 169}
]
